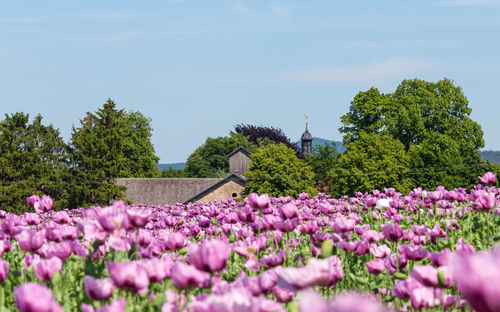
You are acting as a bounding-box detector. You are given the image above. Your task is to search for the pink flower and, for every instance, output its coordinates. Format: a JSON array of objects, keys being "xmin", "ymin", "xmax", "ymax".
[
  {"xmin": 188, "ymin": 239, "xmax": 231, "ymax": 273},
  {"xmin": 15, "ymin": 230, "xmax": 45, "ymax": 252},
  {"xmin": 381, "ymin": 223, "xmax": 403, "ymax": 241},
  {"xmin": 331, "ymin": 216, "xmax": 356, "ymax": 233},
  {"xmin": 451, "ymin": 246, "xmax": 500, "ymax": 312},
  {"xmin": 14, "ymin": 282, "xmax": 63, "ymax": 312},
  {"xmin": 277, "ymin": 256, "xmax": 343, "ymax": 291},
  {"xmin": 53, "ymin": 211, "xmax": 70, "ymax": 224},
  {"xmin": 24, "ymin": 213, "xmax": 41, "ymax": 225},
  {"xmin": 410, "ymin": 285, "xmax": 443, "ymax": 309},
  {"xmin": 107, "ymin": 261, "xmax": 150, "ymax": 294},
  {"xmin": 479, "ymin": 172, "xmax": 496, "ymax": 185},
  {"xmin": 171, "ymin": 262, "xmax": 211, "ymax": 290},
  {"xmin": 298, "ymin": 290, "xmax": 389, "ymax": 312},
  {"xmin": 366, "ymin": 259, "xmax": 385, "ymax": 275},
  {"xmin": 247, "ymin": 193, "xmax": 271, "ymax": 210},
  {"xmin": 398, "ymin": 244, "xmax": 428, "ymax": 261},
  {"xmin": 33, "ymin": 257, "xmax": 62, "ymax": 282},
  {"xmin": 369, "ymin": 244, "xmax": 391, "ymax": 259},
  {"xmin": 260, "ymin": 250, "xmax": 286, "ymax": 268},
  {"xmin": 26, "ymin": 195, "xmax": 41, "ymax": 207},
  {"xmin": 34, "ymin": 195, "xmax": 53, "ymax": 213},
  {"xmin": 84, "ymin": 276, "xmax": 115, "ymax": 301},
  {"xmin": 126, "ymin": 208, "xmax": 150, "ymax": 228},
  {"xmin": 97, "ymin": 298, "xmax": 126, "ymax": 312},
  {"xmin": 164, "ymin": 232, "xmax": 187, "ymax": 251},
  {"xmin": 0, "ymin": 259, "xmax": 8, "ymax": 283},
  {"xmin": 140, "ymin": 257, "xmax": 172, "ymax": 283},
  {"xmin": 278, "ymin": 203, "xmax": 298, "ymax": 219},
  {"xmin": 392, "ymin": 278, "xmax": 420, "ymax": 300}
]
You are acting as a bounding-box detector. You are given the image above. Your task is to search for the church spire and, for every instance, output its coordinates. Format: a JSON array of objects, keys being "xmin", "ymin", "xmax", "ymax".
[{"xmin": 301, "ymin": 114, "xmax": 313, "ymax": 154}]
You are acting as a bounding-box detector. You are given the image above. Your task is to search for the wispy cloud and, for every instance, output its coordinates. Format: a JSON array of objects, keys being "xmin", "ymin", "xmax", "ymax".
[
  {"xmin": 0, "ymin": 17, "xmax": 42, "ymax": 24},
  {"xmin": 435, "ymin": 0, "xmax": 500, "ymax": 6},
  {"xmin": 285, "ymin": 57, "xmax": 432, "ymax": 85}
]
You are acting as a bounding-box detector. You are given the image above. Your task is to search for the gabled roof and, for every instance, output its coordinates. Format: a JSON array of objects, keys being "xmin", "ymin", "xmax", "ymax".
[
  {"xmin": 227, "ymin": 146, "xmax": 252, "ymax": 158},
  {"xmin": 183, "ymin": 173, "xmax": 247, "ymax": 204}
]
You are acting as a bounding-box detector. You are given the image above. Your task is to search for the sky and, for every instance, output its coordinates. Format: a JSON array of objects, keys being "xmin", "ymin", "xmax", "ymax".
[{"xmin": 1, "ymin": 0, "xmax": 500, "ymax": 163}]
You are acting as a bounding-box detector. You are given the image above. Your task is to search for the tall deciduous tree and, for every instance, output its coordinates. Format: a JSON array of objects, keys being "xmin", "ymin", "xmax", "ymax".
[
  {"xmin": 184, "ymin": 134, "xmax": 256, "ymax": 178},
  {"xmin": 332, "ymin": 132, "xmax": 412, "ymax": 196},
  {"xmin": 304, "ymin": 143, "xmax": 338, "ymax": 193},
  {"xmin": 69, "ymin": 99, "xmax": 160, "ymax": 206},
  {"xmin": 243, "ymin": 143, "xmax": 317, "ymax": 198},
  {"xmin": 339, "ymin": 78, "xmax": 486, "ymax": 191},
  {"xmin": 0, "ymin": 113, "xmax": 70, "ymax": 213}
]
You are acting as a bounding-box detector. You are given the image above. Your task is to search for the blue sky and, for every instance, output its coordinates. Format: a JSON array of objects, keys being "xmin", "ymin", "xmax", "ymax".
[{"xmin": 1, "ymin": 0, "xmax": 499, "ymax": 163}]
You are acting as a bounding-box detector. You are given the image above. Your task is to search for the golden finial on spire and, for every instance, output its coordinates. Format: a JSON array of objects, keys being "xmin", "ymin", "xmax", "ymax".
[{"xmin": 304, "ymin": 114, "xmax": 309, "ymax": 125}]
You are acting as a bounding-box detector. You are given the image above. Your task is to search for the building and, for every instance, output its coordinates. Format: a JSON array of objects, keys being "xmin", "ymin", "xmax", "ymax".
[
  {"xmin": 116, "ymin": 147, "xmax": 252, "ymax": 205},
  {"xmin": 301, "ymin": 123, "xmax": 313, "ymax": 155}
]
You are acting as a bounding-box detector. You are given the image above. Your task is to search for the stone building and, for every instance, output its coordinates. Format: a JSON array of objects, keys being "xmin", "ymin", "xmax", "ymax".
[{"xmin": 116, "ymin": 147, "xmax": 252, "ymax": 205}]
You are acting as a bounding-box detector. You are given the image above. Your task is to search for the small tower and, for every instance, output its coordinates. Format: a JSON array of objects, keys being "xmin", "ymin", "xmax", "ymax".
[{"xmin": 301, "ymin": 114, "xmax": 313, "ymax": 155}]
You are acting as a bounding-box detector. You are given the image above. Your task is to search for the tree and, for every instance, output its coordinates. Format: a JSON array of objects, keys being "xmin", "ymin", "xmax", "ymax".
[
  {"xmin": 339, "ymin": 78, "xmax": 486, "ymax": 190},
  {"xmin": 233, "ymin": 124, "xmax": 301, "ymax": 154},
  {"xmin": 184, "ymin": 133, "xmax": 256, "ymax": 178},
  {"xmin": 0, "ymin": 113, "xmax": 70, "ymax": 213},
  {"xmin": 69, "ymin": 99, "xmax": 160, "ymax": 206},
  {"xmin": 304, "ymin": 143, "xmax": 338, "ymax": 193},
  {"xmin": 243, "ymin": 143, "xmax": 317, "ymax": 198},
  {"xmin": 331, "ymin": 132, "xmax": 412, "ymax": 196}
]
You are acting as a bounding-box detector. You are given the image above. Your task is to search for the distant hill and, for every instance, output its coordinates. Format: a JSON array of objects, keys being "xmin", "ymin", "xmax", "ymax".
[
  {"xmin": 157, "ymin": 162, "xmax": 186, "ymax": 170},
  {"xmin": 481, "ymin": 150, "xmax": 500, "ymax": 164}
]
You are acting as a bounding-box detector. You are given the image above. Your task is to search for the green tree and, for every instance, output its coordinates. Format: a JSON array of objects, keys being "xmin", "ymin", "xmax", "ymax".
[
  {"xmin": 243, "ymin": 143, "xmax": 317, "ymax": 198},
  {"xmin": 339, "ymin": 78, "xmax": 486, "ymax": 190},
  {"xmin": 161, "ymin": 168, "xmax": 186, "ymax": 178},
  {"xmin": 304, "ymin": 143, "xmax": 338, "ymax": 193},
  {"xmin": 69, "ymin": 99, "xmax": 160, "ymax": 206},
  {"xmin": 331, "ymin": 132, "xmax": 412, "ymax": 196},
  {"xmin": 0, "ymin": 113, "xmax": 71, "ymax": 213},
  {"xmin": 184, "ymin": 134, "xmax": 256, "ymax": 178}
]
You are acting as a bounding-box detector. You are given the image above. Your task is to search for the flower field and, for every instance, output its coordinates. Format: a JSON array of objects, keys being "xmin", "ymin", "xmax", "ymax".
[{"xmin": 1, "ymin": 173, "xmax": 500, "ymax": 311}]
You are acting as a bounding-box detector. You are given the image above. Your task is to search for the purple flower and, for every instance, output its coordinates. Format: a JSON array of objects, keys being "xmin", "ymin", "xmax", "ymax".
[
  {"xmin": 298, "ymin": 290, "xmax": 389, "ymax": 312},
  {"xmin": 247, "ymin": 193, "xmax": 271, "ymax": 210},
  {"xmin": 260, "ymin": 250, "xmax": 286, "ymax": 268},
  {"xmin": 32, "ymin": 257, "xmax": 62, "ymax": 282},
  {"xmin": 84, "ymin": 276, "xmax": 115, "ymax": 301},
  {"xmin": 24, "ymin": 213, "xmax": 41, "ymax": 225},
  {"xmin": 171, "ymin": 262, "xmax": 211, "ymax": 290},
  {"xmin": 274, "ymin": 217, "xmax": 298, "ymax": 233},
  {"xmin": 278, "ymin": 203, "xmax": 298, "ymax": 219},
  {"xmin": 140, "ymin": 257, "xmax": 172, "ymax": 282},
  {"xmin": 188, "ymin": 239, "xmax": 231, "ymax": 272},
  {"xmin": 479, "ymin": 172, "xmax": 496, "ymax": 185},
  {"xmin": 369, "ymin": 244, "xmax": 391, "ymax": 259},
  {"xmin": 34, "ymin": 195, "xmax": 53, "ymax": 213},
  {"xmin": 107, "ymin": 261, "xmax": 150, "ymax": 294},
  {"xmin": 14, "ymin": 282, "xmax": 63, "ymax": 312},
  {"xmin": 410, "ymin": 285, "xmax": 443, "ymax": 309},
  {"xmin": 126, "ymin": 208, "xmax": 150, "ymax": 228},
  {"xmin": 381, "ymin": 223, "xmax": 403, "ymax": 241},
  {"xmin": 26, "ymin": 195, "xmax": 41, "ymax": 207},
  {"xmin": 331, "ymin": 216, "xmax": 356, "ymax": 233},
  {"xmin": 366, "ymin": 259, "xmax": 385, "ymax": 275},
  {"xmin": 52, "ymin": 211, "xmax": 70, "ymax": 224},
  {"xmin": 451, "ymin": 246, "xmax": 500, "ymax": 312},
  {"xmin": 15, "ymin": 230, "xmax": 45, "ymax": 252},
  {"xmin": 398, "ymin": 244, "xmax": 428, "ymax": 261},
  {"xmin": 164, "ymin": 232, "xmax": 187, "ymax": 251},
  {"xmin": 97, "ymin": 298, "xmax": 126, "ymax": 312},
  {"xmin": 0, "ymin": 259, "xmax": 8, "ymax": 283},
  {"xmin": 277, "ymin": 256, "xmax": 343, "ymax": 291}
]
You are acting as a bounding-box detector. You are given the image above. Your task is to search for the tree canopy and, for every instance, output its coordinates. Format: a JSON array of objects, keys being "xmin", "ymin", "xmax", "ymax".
[
  {"xmin": 0, "ymin": 113, "xmax": 71, "ymax": 213},
  {"xmin": 331, "ymin": 132, "xmax": 412, "ymax": 196},
  {"xmin": 243, "ymin": 143, "xmax": 317, "ymax": 198},
  {"xmin": 184, "ymin": 134, "xmax": 256, "ymax": 178},
  {"xmin": 69, "ymin": 99, "xmax": 160, "ymax": 206},
  {"xmin": 338, "ymin": 78, "xmax": 487, "ymax": 191},
  {"xmin": 233, "ymin": 124, "xmax": 299, "ymax": 152}
]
